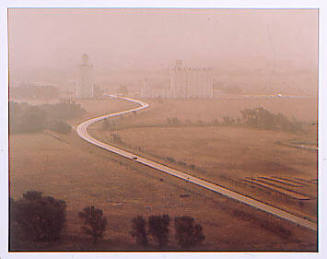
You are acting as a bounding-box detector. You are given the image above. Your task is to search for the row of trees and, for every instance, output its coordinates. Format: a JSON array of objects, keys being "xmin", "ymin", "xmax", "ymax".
[
  {"xmin": 240, "ymin": 107, "xmax": 303, "ymax": 132},
  {"xmin": 10, "ymin": 191, "xmax": 205, "ymax": 250},
  {"xmin": 130, "ymin": 215, "xmax": 205, "ymax": 249},
  {"xmin": 164, "ymin": 108, "xmax": 303, "ymax": 133},
  {"xmin": 9, "ymin": 101, "xmax": 85, "ymax": 134},
  {"xmin": 221, "ymin": 107, "xmax": 303, "ymax": 132}
]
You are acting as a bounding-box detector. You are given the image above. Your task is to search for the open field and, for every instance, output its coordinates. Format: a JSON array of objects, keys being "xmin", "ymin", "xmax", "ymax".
[
  {"xmin": 90, "ymin": 97, "xmax": 317, "ymax": 222},
  {"xmin": 9, "ymin": 98, "xmax": 317, "ymax": 251},
  {"xmin": 119, "ymin": 97, "xmax": 317, "ymax": 125}
]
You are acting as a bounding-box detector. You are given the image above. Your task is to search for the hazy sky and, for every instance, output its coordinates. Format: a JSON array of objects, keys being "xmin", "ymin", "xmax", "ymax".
[{"xmin": 8, "ymin": 8, "xmax": 318, "ymax": 76}]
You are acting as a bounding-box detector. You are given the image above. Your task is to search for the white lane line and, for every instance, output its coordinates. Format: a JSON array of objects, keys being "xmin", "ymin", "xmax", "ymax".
[{"xmin": 76, "ymin": 95, "xmax": 317, "ymax": 232}]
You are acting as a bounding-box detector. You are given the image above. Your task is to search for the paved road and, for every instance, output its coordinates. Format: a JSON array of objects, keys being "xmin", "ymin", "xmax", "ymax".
[{"xmin": 76, "ymin": 95, "xmax": 317, "ymax": 232}]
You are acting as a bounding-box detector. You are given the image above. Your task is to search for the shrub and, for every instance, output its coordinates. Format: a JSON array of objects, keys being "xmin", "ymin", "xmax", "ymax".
[
  {"xmin": 148, "ymin": 214, "xmax": 170, "ymax": 248},
  {"xmin": 11, "ymin": 191, "xmax": 66, "ymax": 242},
  {"xmin": 166, "ymin": 157, "xmax": 176, "ymax": 163},
  {"xmin": 174, "ymin": 216, "xmax": 205, "ymax": 249},
  {"xmin": 130, "ymin": 216, "xmax": 148, "ymax": 247},
  {"xmin": 78, "ymin": 206, "xmax": 107, "ymax": 244}
]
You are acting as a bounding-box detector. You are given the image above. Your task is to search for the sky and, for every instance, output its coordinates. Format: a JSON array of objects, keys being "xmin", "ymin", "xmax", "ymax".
[{"xmin": 8, "ymin": 8, "xmax": 318, "ymax": 86}]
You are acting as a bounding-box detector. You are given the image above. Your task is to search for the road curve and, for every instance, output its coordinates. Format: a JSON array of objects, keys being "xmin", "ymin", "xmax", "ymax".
[{"xmin": 76, "ymin": 95, "xmax": 317, "ymax": 232}]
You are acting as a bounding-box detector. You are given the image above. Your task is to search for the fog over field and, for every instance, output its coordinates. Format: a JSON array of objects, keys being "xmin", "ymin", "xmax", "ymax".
[
  {"xmin": 8, "ymin": 8, "xmax": 318, "ymax": 252},
  {"xmin": 8, "ymin": 9, "xmax": 318, "ymax": 95}
]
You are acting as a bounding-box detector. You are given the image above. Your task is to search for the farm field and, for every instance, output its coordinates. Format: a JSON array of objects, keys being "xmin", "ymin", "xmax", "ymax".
[
  {"xmin": 90, "ymin": 97, "xmax": 318, "ymax": 222},
  {"xmin": 9, "ymin": 97, "xmax": 318, "ymax": 251}
]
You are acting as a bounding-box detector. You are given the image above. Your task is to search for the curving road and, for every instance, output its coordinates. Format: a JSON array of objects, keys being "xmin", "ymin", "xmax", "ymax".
[{"xmin": 76, "ymin": 95, "xmax": 317, "ymax": 232}]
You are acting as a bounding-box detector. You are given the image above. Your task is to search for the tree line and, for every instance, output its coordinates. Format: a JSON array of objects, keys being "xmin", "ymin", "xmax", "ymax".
[
  {"xmin": 166, "ymin": 107, "xmax": 304, "ymax": 133},
  {"xmin": 9, "ymin": 101, "xmax": 85, "ymax": 134},
  {"xmin": 10, "ymin": 191, "xmax": 205, "ymax": 250}
]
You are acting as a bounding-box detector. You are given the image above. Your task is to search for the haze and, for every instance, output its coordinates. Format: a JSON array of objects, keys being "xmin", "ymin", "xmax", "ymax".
[
  {"xmin": 8, "ymin": 8, "xmax": 319, "ymax": 252},
  {"xmin": 8, "ymin": 8, "xmax": 318, "ymax": 94}
]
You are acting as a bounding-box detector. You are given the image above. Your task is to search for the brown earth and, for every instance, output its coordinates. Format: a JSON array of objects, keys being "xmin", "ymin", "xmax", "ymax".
[{"xmin": 9, "ymin": 97, "xmax": 318, "ymax": 251}]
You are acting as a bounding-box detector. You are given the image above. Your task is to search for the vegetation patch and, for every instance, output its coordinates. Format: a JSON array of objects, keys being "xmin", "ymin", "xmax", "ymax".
[{"xmin": 9, "ymin": 101, "xmax": 85, "ymax": 134}]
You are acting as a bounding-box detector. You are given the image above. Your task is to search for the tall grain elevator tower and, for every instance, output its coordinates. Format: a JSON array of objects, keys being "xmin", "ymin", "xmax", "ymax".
[{"xmin": 77, "ymin": 54, "xmax": 94, "ymax": 98}]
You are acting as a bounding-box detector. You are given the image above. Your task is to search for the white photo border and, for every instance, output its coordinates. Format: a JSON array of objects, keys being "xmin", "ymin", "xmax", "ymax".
[{"xmin": 1, "ymin": 1, "xmax": 326, "ymax": 259}]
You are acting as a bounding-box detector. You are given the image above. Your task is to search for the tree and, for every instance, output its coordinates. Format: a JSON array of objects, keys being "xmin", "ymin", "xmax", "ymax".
[
  {"xmin": 174, "ymin": 216, "xmax": 205, "ymax": 249},
  {"xmin": 78, "ymin": 206, "xmax": 107, "ymax": 244},
  {"xmin": 11, "ymin": 191, "xmax": 66, "ymax": 242},
  {"xmin": 148, "ymin": 214, "xmax": 170, "ymax": 248},
  {"xmin": 130, "ymin": 216, "xmax": 148, "ymax": 247}
]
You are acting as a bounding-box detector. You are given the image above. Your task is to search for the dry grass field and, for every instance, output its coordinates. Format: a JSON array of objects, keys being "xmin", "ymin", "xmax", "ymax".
[
  {"xmin": 9, "ymin": 97, "xmax": 318, "ymax": 251},
  {"xmin": 92, "ymin": 125, "xmax": 317, "ymax": 221},
  {"xmin": 121, "ymin": 97, "xmax": 317, "ymax": 125},
  {"xmin": 90, "ymin": 97, "xmax": 317, "ymax": 222}
]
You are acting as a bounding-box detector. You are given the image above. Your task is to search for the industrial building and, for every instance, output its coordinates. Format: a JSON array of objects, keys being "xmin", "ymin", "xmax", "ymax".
[
  {"xmin": 76, "ymin": 54, "xmax": 94, "ymax": 99},
  {"xmin": 141, "ymin": 60, "xmax": 214, "ymax": 98}
]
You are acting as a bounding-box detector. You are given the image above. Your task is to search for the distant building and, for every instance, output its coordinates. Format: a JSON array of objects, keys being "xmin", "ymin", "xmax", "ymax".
[
  {"xmin": 140, "ymin": 78, "xmax": 169, "ymax": 98},
  {"xmin": 76, "ymin": 54, "xmax": 94, "ymax": 98},
  {"xmin": 169, "ymin": 60, "xmax": 214, "ymax": 98},
  {"xmin": 140, "ymin": 60, "xmax": 214, "ymax": 98}
]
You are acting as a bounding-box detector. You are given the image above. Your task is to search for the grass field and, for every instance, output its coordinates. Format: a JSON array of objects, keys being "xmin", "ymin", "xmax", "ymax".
[
  {"xmin": 90, "ymin": 97, "xmax": 317, "ymax": 222},
  {"xmin": 9, "ymin": 97, "xmax": 318, "ymax": 251},
  {"xmin": 118, "ymin": 97, "xmax": 317, "ymax": 125}
]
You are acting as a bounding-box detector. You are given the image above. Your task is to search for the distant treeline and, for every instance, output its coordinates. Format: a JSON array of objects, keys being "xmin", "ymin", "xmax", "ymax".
[
  {"xmin": 230, "ymin": 107, "xmax": 303, "ymax": 132},
  {"xmin": 166, "ymin": 107, "xmax": 304, "ymax": 132},
  {"xmin": 10, "ymin": 85, "xmax": 60, "ymax": 100},
  {"xmin": 9, "ymin": 101, "xmax": 86, "ymax": 134},
  {"xmin": 103, "ymin": 107, "xmax": 304, "ymax": 133}
]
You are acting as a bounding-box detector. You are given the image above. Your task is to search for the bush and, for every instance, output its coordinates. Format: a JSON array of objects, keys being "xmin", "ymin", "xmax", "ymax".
[
  {"xmin": 78, "ymin": 206, "xmax": 107, "ymax": 244},
  {"xmin": 148, "ymin": 214, "xmax": 170, "ymax": 248},
  {"xmin": 11, "ymin": 191, "xmax": 66, "ymax": 242},
  {"xmin": 130, "ymin": 216, "xmax": 148, "ymax": 247},
  {"xmin": 166, "ymin": 157, "xmax": 176, "ymax": 163},
  {"xmin": 174, "ymin": 216, "xmax": 205, "ymax": 249}
]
